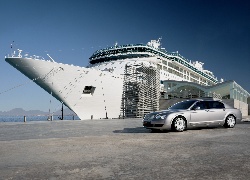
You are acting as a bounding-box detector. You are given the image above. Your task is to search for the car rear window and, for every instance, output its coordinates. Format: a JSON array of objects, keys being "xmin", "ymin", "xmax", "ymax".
[{"xmin": 208, "ymin": 101, "xmax": 225, "ymax": 109}]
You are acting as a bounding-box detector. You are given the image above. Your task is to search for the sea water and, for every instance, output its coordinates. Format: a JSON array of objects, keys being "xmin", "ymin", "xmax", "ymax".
[{"xmin": 0, "ymin": 115, "xmax": 80, "ymax": 122}]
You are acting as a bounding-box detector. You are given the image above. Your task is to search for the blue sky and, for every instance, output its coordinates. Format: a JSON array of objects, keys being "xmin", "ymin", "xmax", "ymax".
[{"xmin": 0, "ymin": 0, "xmax": 249, "ymax": 112}]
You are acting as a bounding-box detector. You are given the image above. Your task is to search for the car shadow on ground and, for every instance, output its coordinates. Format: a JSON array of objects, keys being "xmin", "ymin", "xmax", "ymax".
[
  {"xmin": 113, "ymin": 124, "xmax": 242, "ymax": 134},
  {"xmin": 113, "ymin": 127, "xmax": 174, "ymax": 133},
  {"xmin": 113, "ymin": 127, "xmax": 152, "ymax": 133},
  {"xmin": 239, "ymin": 121, "xmax": 250, "ymax": 124},
  {"xmin": 117, "ymin": 127, "xmax": 230, "ymax": 134}
]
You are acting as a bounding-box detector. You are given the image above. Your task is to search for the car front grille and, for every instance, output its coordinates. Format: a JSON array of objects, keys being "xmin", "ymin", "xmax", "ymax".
[{"xmin": 143, "ymin": 122, "xmax": 164, "ymax": 127}]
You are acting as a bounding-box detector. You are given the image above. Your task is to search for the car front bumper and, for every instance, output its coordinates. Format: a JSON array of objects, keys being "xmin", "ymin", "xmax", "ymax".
[{"xmin": 143, "ymin": 119, "xmax": 172, "ymax": 130}]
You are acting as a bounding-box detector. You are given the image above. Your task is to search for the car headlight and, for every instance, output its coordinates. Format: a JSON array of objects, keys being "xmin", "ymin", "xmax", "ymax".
[
  {"xmin": 155, "ymin": 114, "xmax": 167, "ymax": 120},
  {"xmin": 144, "ymin": 114, "xmax": 153, "ymax": 120}
]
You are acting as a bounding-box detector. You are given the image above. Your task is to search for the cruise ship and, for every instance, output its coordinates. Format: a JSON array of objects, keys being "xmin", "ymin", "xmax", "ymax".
[{"xmin": 5, "ymin": 39, "xmax": 220, "ymax": 119}]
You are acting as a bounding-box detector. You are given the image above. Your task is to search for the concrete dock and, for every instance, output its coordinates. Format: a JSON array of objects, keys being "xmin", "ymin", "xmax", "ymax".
[{"xmin": 1, "ymin": 118, "xmax": 250, "ymax": 179}]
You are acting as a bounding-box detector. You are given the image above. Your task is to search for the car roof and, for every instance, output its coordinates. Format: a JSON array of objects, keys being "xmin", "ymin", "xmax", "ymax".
[{"xmin": 191, "ymin": 98, "xmax": 222, "ymax": 102}]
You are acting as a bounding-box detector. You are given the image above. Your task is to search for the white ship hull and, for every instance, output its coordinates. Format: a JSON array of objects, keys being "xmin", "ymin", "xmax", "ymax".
[{"xmin": 6, "ymin": 57, "xmax": 124, "ymax": 120}]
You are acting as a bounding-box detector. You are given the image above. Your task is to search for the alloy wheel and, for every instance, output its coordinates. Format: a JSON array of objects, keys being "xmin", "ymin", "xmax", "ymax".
[{"xmin": 173, "ymin": 117, "xmax": 186, "ymax": 132}]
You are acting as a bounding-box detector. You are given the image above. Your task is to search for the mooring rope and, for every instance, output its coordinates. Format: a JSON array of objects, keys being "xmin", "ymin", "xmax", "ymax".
[{"xmin": 0, "ymin": 67, "xmax": 63, "ymax": 95}]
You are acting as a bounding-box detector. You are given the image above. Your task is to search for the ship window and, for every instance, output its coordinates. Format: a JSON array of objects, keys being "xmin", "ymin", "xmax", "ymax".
[{"xmin": 83, "ymin": 86, "xmax": 96, "ymax": 95}]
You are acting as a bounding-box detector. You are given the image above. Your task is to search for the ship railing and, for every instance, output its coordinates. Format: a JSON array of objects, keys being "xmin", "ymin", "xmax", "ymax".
[
  {"xmin": 5, "ymin": 49, "xmax": 51, "ymax": 62},
  {"xmin": 6, "ymin": 49, "xmax": 23, "ymax": 58},
  {"xmin": 92, "ymin": 43, "xmax": 190, "ymax": 62},
  {"xmin": 165, "ymin": 91, "xmax": 222, "ymax": 100},
  {"xmin": 93, "ymin": 43, "xmax": 146, "ymax": 54}
]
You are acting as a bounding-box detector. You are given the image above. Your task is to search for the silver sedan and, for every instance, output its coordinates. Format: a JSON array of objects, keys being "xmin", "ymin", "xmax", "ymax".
[{"xmin": 143, "ymin": 99, "xmax": 242, "ymax": 132}]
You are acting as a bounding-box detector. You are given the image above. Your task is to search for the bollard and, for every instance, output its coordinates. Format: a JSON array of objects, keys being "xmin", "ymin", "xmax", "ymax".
[
  {"xmin": 73, "ymin": 116, "xmax": 74, "ymax": 120},
  {"xmin": 91, "ymin": 115, "xmax": 93, "ymax": 120},
  {"xmin": 24, "ymin": 116, "xmax": 26, "ymax": 122},
  {"xmin": 51, "ymin": 115, "xmax": 53, "ymax": 121}
]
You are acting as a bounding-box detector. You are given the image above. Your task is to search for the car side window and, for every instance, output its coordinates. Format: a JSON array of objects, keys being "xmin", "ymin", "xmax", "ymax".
[
  {"xmin": 193, "ymin": 101, "xmax": 208, "ymax": 110},
  {"xmin": 208, "ymin": 101, "xmax": 225, "ymax": 109}
]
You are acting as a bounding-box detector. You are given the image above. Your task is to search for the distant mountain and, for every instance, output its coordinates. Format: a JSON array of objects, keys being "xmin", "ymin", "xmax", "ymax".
[
  {"xmin": 0, "ymin": 108, "xmax": 76, "ymax": 116},
  {"xmin": 54, "ymin": 108, "xmax": 77, "ymax": 116},
  {"xmin": 0, "ymin": 108, "xmax": 46, "ymax": 116}
]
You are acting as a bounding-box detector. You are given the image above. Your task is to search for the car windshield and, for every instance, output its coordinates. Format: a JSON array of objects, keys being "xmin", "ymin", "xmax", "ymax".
[{"xmin": 169, "ymin": 100, "xmax": 197, "ymax": 110}]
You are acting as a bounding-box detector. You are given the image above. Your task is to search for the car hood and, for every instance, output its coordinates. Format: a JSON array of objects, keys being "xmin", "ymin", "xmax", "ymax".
[{"xmin": 144, "ymin": 109, "xmax": 186, "ymax": 120}]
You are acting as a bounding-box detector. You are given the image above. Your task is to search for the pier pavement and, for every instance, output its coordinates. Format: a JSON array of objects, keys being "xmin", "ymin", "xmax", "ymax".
[{"xmin": 0, "ymin": 118, "xmax": 250, "ymax": 179}]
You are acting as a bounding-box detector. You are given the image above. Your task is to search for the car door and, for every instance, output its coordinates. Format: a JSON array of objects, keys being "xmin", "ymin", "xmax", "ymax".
[
  {"xmin": 189, "ymin": 101, "xmax": 210, "ymax": 125},
  {"xmin": 207, "ymin": 101, "xmax": 226, "ymax": 125}
]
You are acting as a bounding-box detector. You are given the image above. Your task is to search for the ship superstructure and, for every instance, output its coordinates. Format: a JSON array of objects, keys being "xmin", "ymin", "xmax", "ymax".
[
  {"xmin": 5, "ymin": 39, "xmax": 221, "ymax": 119},
  {"xmin": 89, "ymin": 38, "xmax": 218, "ymax": 86}
]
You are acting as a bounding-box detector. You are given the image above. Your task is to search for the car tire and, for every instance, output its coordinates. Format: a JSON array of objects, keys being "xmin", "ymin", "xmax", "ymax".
[
  {"xmin": 172, "ymin": 117, "xmax": 186, "ymax": 132},
  {"xmin": 224, "ymin": 115, "xmax": 236, "ymax": 128}
]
